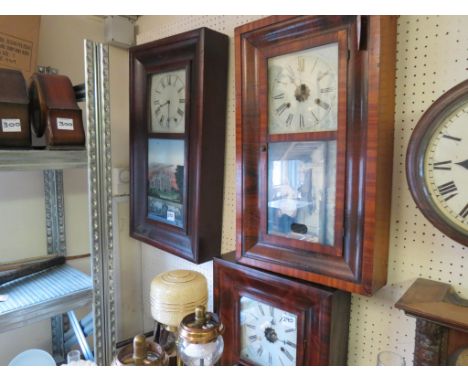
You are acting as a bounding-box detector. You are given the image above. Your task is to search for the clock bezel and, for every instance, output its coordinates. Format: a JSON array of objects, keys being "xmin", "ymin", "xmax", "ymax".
[{"xmin": 406, "ymin": 79, "xmax": 468, "ymax": 247}]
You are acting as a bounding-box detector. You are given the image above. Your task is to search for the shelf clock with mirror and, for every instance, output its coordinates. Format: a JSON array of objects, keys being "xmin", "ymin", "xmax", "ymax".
[{"xmin": 235, "ymin": 15, "xmax": 397, "ymax": 295}]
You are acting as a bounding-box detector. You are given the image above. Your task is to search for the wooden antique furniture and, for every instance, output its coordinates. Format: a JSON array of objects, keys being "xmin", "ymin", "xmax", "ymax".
[
  {"xmin": 235, "ymin": 15, "xmax": 397, "ymax": 296},
  {"xmin": 130, "ymin": 27, "xmax": 229, "ymax": 264},
  {"xmin": 214, "ymin": 254, "xmax": 350, "ymax": 366},
  {"xmin": 395, "ymin": 278, "xmax": 468, "ymax": 366}
]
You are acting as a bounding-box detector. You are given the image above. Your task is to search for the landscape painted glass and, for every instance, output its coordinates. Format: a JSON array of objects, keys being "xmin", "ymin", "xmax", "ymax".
[
  {"xmin": 147, "ymin": 138, "xmax": 185, "ymax": 228},
  {"xmin": 268, "ymin": 43, "xmax": 338, "ymax": 134},
  {"xmin": 267, "ymin": 140, "xmax": 336, "ymax": 246}
]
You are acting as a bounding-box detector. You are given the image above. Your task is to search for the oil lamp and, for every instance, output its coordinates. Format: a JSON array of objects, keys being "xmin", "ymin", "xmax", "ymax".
[{"xmin": 177, "ymin": 305, "xmax": 224, "ymax": 366}]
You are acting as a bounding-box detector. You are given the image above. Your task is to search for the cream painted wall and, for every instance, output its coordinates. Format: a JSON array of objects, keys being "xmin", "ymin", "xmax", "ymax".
[
  {"xmin": 0, "ymin": 16, "xmax": 106, "ymax": 365},
  {"xmin": 134, "ymin": 15, "xmax": 468, "ymax": 366}
]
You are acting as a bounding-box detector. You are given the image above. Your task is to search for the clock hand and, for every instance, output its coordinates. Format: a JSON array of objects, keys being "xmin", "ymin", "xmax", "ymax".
[{"xmin": 455, "ymin": 159, "xmax": 468, "ymax": 170}]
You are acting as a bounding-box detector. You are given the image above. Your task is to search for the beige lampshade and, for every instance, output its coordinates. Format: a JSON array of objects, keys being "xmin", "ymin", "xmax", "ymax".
[{"xmin": 150, "ymin": 270, "xmax": 208, "ymax": 328}]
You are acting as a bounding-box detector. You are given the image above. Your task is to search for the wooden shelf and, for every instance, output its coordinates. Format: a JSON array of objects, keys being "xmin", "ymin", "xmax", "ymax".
[{"xmin": 0, "ymin": 149, "xmax": 87, "ymax": 171}]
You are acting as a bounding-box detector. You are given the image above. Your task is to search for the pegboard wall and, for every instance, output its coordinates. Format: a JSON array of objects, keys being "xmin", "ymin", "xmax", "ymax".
[{"xmin": 134, "ymin": 15, "xmax": 468, "ymax": 365}]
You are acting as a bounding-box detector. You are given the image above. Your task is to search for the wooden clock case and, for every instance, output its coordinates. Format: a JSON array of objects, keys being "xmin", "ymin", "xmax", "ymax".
[
  {"xmin": 129, "ymin": 28, "xmax": 229, "ymax": 263},
  {"xmin": 235, "ymin": 15, "xmax": 397, "ymax": 295},
  {"xmin": 214, "ymin": 254, "xmax": 350, "ymax": 366}
]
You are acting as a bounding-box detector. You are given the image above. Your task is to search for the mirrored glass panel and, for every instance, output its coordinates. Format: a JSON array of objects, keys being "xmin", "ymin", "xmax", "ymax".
[{"xmin": 267, "ymin": 140, "xmax": 336, "ymax": 245}]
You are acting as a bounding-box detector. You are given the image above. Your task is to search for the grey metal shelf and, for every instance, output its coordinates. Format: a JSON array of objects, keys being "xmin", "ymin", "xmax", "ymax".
[
  {"xmin": 0, "ymin": 149, "xmax": 87, "ymax": 171},
  {"xmin": 0, "ymin": 265, "xmax": 93, "ymax": 334}
]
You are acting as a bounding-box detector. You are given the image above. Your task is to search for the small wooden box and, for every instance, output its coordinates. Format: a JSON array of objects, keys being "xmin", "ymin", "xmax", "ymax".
[
  {"xmin": 29, "ymin": 73, "xmax": 85, "ymax": 148},
  {"xmin": 0, "ymin": 68, "xmax": 30, "ymax": 148}
]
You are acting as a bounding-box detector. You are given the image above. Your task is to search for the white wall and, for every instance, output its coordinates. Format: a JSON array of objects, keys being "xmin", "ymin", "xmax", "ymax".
[
  {"xmin": 134, "ymin": 15, "xmax": 468, "ymax": 366},
  {"xmin": 0, "ymin": 16, "xmax": 105, "ymax": 365}
]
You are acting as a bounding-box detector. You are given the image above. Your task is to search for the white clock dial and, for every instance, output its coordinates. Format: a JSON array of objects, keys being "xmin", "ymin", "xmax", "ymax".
[
  {"xmin": 239, "ymin": 296, "xmax": 297, "ymax": 366},
  {"xmin": 424, "ymin": 103, "xmax": 468, "ymax": 233},
  {"xmin": 150, "ymin": 68, "xmax": 186, "ymax": 133},
  {"xmin": 268, "ymin": 43, "xmax": 338, "ymax": 134}
]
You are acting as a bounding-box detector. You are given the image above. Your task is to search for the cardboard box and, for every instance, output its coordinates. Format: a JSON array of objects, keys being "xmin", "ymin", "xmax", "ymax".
[{"xmin": 0, "ymin": 16, "xmax": 41, "ymax": 81}]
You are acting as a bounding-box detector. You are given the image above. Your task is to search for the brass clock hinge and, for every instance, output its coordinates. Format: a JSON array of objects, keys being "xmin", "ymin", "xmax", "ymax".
[{"xmin": 357, "ymin": 15, "xmax": 368, "ymax": 51}]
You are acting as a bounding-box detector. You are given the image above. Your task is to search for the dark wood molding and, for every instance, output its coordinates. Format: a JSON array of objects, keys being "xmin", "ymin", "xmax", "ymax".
[
  {"xmin": 129, "ymin": 27, "xmax": 229, "ymax": 264},
  {"xmin": 235, "ymin": 15, "xmax": 397, "ymax": 295},
  {"xmin": 214, "ymin": 253, "xmax": 350, "ymax": 366}
]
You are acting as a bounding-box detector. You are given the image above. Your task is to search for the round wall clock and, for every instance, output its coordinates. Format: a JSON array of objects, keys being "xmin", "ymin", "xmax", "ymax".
[{"xmin": 407, "ymin": 79, "xmax": 468, "ymax": 247}]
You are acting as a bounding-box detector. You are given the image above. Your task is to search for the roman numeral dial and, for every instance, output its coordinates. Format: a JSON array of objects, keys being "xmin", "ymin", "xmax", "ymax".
[
  {"xmin": 150, "ymin": 68, "xmax": 186, "ymax": 133},
  {"xmin": 239, "ymin": 296, "xmax": 297, "ymax": 366},
  {"xmin": 268, "ymin": 42, "xmax": 339, "ymax": 134},
  {"xmin": 423, "ymin": 101, "xmax": 468, "ymax": 233}
]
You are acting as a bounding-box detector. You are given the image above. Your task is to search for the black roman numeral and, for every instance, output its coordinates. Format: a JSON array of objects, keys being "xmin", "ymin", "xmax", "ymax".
[
  {"xmin": 299, "ymin": 114, "xmax": 305, "ymax": 129},
  {"xmin": 179, "ymin": 98, "xmax": 185, "ymax": 103},
  {"xmin": 154, "ymin": 107, "xmax": 161, "ymax": 115},
  {"xmin": 276, "ymin": 103, "xmax": 289, "ymax": 116},
  {"xmin": 273, "ymin": 93, "xmax": 284, "ymax": 100},
  {"xmin": 258, "ymin": 304, "xmax": 265, "ymax": 316},
  {"xmin": 167, "ymin": 76, "xmax": 171, "ymax": 85},
  {"xmin": 317, "ymin": 70, "xmax": 329, "ymax": 81},
  {"xmin": 281, "ymin": 347, "xmax": 294, "ymax": 362},
  {"xmin": 442, "ymin": 134, "xmax": 462, "ymax": 142},
  {"xmin": 433, "ymin": 160, "xmax": 452, "ymax": 170},
  {"xmin": 257, "ymin": 346, "xmax": 263, "ymax": 357},
  {"xmin": 316, "ymin": 99, "xmax": 330, "ymax": 110},
  {"xmin": 286, "ymin": 113, "xmax": 294, "ymax": 127},
  {"xmin": 177, "ymin": 108, "xmax": 184, "ymax": 117},
  {"xmin": 459, "ymin": 203, "xmax": 468, "ymax": 219},
  {"xmin": 437, "ymin": 180, "xmax": 458, "ymax": 201},
  {"xmin": 320, "ymin": 87, "xmax": 335, "ymax": 93},
  {"xmin": 285, "ymin": 340, "xmax": 296, "ymax": 348}
]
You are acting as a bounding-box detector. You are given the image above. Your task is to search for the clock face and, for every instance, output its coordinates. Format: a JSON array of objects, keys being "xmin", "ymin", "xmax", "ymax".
[
  {"xmin": 239, "ymin": 296, "xmax": 298, "ymax": 366},
  {"xmin": 150, "ymin": 68, "xmax": 186, "ymax": 133},
  {"xmin": 268, "ymin": 42, "xmax": 338, "ymax": 134},
  {"xmin": 424, "ymin": 102, "xmax": 468, "ymax": 233}
]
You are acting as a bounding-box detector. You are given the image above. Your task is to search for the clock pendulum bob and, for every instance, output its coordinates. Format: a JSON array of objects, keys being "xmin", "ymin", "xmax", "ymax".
[{"xmin": 150, "ymin": 270, "xmax": 208, "ymax": 365}]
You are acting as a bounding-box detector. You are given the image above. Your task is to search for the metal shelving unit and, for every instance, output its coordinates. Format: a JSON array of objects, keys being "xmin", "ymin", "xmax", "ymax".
[{"xmin": 0, "ymin": 149, "xmax": 87, "ymax": 172}]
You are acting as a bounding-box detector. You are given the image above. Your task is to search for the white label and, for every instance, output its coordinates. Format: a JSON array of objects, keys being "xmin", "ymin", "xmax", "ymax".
[
  {"xmin": 56, "ymin": 118, "xmax": 74, "ymax": 131},
  {"xmin": 167, "ymin": 211, "xmax": 175, "ymax": 222},
  {"xmin": 1, "ymin": 119, "xmax": 21, "ymax": 132}
]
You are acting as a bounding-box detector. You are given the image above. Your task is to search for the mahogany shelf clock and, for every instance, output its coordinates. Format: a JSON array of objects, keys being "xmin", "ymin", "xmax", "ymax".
[
  {"xmin": 130, "ymin": 28, "xmax": 229, "ymax": 263},
  {"xmin": 235, "ymin": 16, "xmax": 397, "ymax": 295},
  {"xmin": 214, "ymin": 254, "xmax": 350, "ymax": 366},
  {"xmin": 407, "ymin": 79, "xmax": 468, "ymax": 247}
]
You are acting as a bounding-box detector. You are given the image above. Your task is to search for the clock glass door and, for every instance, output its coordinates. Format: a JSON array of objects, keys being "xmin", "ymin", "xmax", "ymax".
[
  {"xmin": 147, "ymin": 66, "xmax": 189, "ymax": 229},
  {"xmin": 239, "ymin": 295, "xmax": 298, "ymax": 366},
  {"xmin": 263, "ymin": 35, "xmax": 346, "ymax": 253}
]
